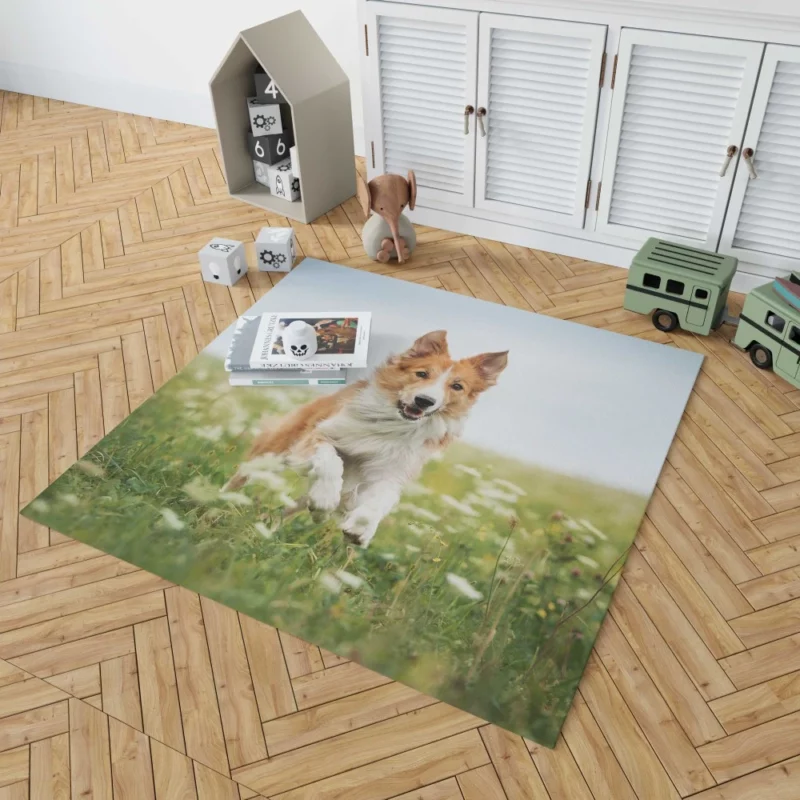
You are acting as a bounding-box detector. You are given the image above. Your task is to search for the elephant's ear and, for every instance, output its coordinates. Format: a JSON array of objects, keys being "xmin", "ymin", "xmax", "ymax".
[
  {"xmin": 356, "ymin": 172, "xmax": 372, "ymax": 218},
  {"xmin": 407, "ymin": 170, "xmax": 417, "ymax": 210}
]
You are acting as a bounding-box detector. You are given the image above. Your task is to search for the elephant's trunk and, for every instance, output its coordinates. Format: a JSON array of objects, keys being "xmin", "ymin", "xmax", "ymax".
[{"xmin": 387, "ymin": 217, "xmax": 404, "ymax": 264}]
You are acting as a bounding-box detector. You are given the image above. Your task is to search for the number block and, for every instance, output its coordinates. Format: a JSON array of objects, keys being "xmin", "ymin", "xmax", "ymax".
[
  {"xmin": 267, "ymin": 159, "xmax": 300, "ymax": 201},
  {"xmin": 253, "ymin": 161, "xmax": 270, "ymax": 188},
  {"xmin": 254, "ymin": 69, "xmax": 287, "ymax": 104},
  {"xmin": 198, "ymin": 237, "xmax": 246, "ymax": 285},
  {"xmin": 248, "ymin": 130, "xmax": 294, "ymax": 166},
  {"xmin": 255, "ymin": 226, "xmax": 296, "ymax": 273},
  {"xmin": 247, "ymin": 97, "xmax": 290, "ymax": 136}
]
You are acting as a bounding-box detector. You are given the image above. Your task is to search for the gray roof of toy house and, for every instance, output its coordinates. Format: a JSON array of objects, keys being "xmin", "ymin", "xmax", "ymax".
[{"xmin": 210, "ymin": 11, "xmax": 348, "ymax": 107}]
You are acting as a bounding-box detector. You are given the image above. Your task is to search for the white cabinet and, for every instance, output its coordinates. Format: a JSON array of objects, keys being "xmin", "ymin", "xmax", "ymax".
[
  {"xmin": 364, "ymin": 1, "xmax": 478, "ymax": 207},
  {"xmin": 719, "ymin": 44, "xmax": 800, "ymax": 271},
  {"xmin": 360, "ymin": 0, "xmax": 800, "ymax": 285},
  {"xmin": 474, "ymin": 15, "xmax": 606, "ymax": 227},
  {"xmin": 595, "ymin": 29, "xmax": 764, "ymax": 249}
]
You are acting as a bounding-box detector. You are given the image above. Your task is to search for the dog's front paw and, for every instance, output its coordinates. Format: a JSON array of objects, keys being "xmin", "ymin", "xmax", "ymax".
[
  {"xmin": 308, "ymin": 478, "xmax": 342, "ymax": 512},
  {"xmin": 341, "ymin": 510, "xmax": 378, "ymax": 548}
]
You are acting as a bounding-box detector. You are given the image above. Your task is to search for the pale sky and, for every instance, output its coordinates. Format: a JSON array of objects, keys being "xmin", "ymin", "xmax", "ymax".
[{"xmin": 206, "ymin": 259, "xmax": 702, "ymax": 495}]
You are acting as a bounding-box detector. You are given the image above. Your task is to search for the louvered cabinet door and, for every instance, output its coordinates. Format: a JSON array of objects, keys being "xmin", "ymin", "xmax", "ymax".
[
  {"xmin": 595, "ymin": 30, "xmax": 764, "ymax": 248},
  {"xmin": 474, "ymin": 15, "xmax": 607, "ymax": 227},
  {"xmin": 364, "ymin": 1, "xmax": 478, "ymax": 207},
  {"xmin": 719, "ymin": 45, "xmax": 800, "ymax": 271}
]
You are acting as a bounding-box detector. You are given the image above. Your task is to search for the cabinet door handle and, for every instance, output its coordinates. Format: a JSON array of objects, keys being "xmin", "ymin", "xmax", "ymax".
[
  {"xmin": 743, "ymin": 147, "xmax": 758, "ymax": 180},
  {"xmin": 476, "ymin": 107, "xmax": 487, "ymax": 137},
  {"xmin": 719, "ymin": 144, "xmax": 737, "ymax": 177},
  {"xmin": 464, "ymin": 105, "xmax": 475, "ymax": 135}
]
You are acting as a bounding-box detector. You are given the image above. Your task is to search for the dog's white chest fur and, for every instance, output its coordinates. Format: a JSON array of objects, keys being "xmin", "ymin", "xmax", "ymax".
[{"xmin": 318, "ymin": 385, "xmax": 460, "ymax": 480}]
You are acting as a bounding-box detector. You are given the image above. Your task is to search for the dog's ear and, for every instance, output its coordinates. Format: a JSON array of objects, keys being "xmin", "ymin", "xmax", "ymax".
[
  {"xmin": 406, "ymin": 330, "xmax": 449, "ymax": 358},
  {"xmin": 467, "ymin": 351, "xmax": 508, "ymax": 386}
]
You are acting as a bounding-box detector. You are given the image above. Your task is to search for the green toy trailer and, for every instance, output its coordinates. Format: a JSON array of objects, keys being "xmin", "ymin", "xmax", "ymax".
[
  {"xmin": 623, "ymin": 238, "xmax": 739, "ymax": 335},
  {"xmin": 624, "ymin": 237, "xmax": 800, "ymax": 392},
  {"xmin": 733, "ymin": 277, "xmax": 800, "ymax": 383}
]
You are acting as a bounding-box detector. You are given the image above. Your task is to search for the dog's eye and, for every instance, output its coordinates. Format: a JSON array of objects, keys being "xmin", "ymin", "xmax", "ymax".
[
  {"xmin": 451, "ymin": 382, "xmax": 463, "ymax": 391},
  {"xmin": 415, "ymin": 371, "xmax": 428, "ymax": 379}
]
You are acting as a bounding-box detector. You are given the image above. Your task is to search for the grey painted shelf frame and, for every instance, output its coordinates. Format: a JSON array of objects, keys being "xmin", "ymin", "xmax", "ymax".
[{"xmin": 210, "ymin": 11, "xmax": 356, "ymax": 224}]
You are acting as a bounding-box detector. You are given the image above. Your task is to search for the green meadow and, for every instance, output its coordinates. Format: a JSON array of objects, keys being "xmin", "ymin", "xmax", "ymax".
[{"xmin": 24, "ymin": 355, "xmax": 646, "ymax": 746}]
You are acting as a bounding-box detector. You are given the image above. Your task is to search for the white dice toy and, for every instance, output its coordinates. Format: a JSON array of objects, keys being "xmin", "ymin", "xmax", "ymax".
[
  {"xmin": 267, "ymin": 159, "xmax": 300, "ymax": 201},
  {"xmin": 247, "ymin": 97, "xmax": 290, "ymax": 137},
  {"xmin": 199, "ymin": 238, "xmax": 246, "ymax": 285},
  {"xmin": 253, "ymin": 161, "xmax": 270, "ymax": 188},
  {"xmin": 255, "ymin": 227, "xmax": 296, "ymax": 273}
]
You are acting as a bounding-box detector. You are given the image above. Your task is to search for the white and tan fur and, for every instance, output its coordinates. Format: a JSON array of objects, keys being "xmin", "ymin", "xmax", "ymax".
[{"xmin": 229, "ymin": 331, "xmax": 508, "ymax": 547}]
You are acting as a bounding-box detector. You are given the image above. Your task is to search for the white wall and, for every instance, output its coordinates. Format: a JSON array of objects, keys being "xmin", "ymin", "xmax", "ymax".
[{"xmin": 0, "ymin": 0, "xmax": 364, "ymax": 154}]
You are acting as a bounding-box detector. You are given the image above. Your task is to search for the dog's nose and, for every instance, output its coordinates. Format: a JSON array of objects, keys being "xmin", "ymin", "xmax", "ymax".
[{"xmin": 414, "ymin": 395, "xmax": 436, "ymax": 409}]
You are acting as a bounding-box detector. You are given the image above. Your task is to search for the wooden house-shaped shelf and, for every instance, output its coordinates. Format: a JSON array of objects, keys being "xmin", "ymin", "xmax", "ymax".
[{"xmin": 210, "ymin": 11, "xmax": 355, "ymax": 223}]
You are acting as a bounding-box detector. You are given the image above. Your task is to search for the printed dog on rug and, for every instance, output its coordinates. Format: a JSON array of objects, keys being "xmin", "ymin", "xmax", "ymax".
[{"xmin": 229, "ymin": 330, "xmax": 508, "ymax": 546}]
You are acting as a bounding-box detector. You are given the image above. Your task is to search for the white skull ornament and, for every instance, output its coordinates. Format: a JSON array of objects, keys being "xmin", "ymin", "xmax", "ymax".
[{"xmin": 281, "ymin": 320, "xmax": 318, "ymax": 359}]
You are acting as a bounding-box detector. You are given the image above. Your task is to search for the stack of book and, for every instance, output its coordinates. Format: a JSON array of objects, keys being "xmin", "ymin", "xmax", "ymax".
[{"xmin": 225, "ymin": 312, "xmax": 371, "ymax": 386}]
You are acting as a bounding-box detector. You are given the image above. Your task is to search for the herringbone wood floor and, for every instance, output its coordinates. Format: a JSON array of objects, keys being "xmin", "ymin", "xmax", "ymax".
[{"xmin": 0, "ymin": 92, "xmax": 799, "ymax": 800}]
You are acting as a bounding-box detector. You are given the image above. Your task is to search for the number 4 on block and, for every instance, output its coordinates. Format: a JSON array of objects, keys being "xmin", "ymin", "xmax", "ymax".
[{"xmin": 255, "ymin": 71, "xmax": 287, "ymax": 104}]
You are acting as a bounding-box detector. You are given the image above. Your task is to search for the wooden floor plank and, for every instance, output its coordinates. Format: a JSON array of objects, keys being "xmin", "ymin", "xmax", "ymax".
[{"xmin": 3, "ymin": 105, "xmax": 800, "ymax": 798}]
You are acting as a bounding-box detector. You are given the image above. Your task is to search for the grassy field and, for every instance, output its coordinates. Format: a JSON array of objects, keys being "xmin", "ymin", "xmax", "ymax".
[{"xmin": 24, "ymin": 354, "xmax": 646, "ymax": 746}]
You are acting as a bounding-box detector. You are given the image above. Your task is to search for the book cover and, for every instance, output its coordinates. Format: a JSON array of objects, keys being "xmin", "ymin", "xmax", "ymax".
[{"xmin": 249, "ymin": 312, "xmax": 371, "ymax": 370}]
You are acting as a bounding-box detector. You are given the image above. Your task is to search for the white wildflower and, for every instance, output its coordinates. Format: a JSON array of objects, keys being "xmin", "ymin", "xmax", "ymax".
[
  {"xmin": 278, "ymin": 493, "xmax": 297, "ymax": 510},
  {"xmin": 29, "ymin": 498, "xmax": 49, "ymax": 513},
  {"xmin": 564, "ymin": 519, "xmax": 582, "ymax": 531},
  {"xmin": 579, "ymin": 519, "xmax": 608, "ymax": 541},
  {"xmin": 403, "ymin": 481, "xmax": 433, "ymax": 496},
  {"xmin": 493, "ymin": 478, "xmax": 527, "ymax": 496},
  {"xmin": 576, "ymin": 554, "xmax": 599, "ymax": 569},
  {"xmin": 75, "ymin": 461, "xmax": 105, "ymax": 478},
  {"xmin": 406, "ymin": 523, "xmax": 428, "ymax": 537},
  {"xmin": 582, "ymin": 535, "xmax": 595, "ymax": 546},
  {"xmin": 59, "ymin": 493, "xmax": 80, "ymax": 507},
  {"xmin": 440, "ymin": 495, "xmax": 478, "ymax": 516},
  {"xmin": 239, "ymin": 454, "xmax": 286, "ymax": 474},
  {"xmin": 405, "ymin": 544, "xmax": 421, "ymax": 554},
  {"xmin": 246, "ymin": 471, "xmax": 288, "ymax": 491},
  {"xmin": 454, "ymin": 464, "xmax": 482, "ymax": 478},
  {"xmin": 397, "ymin": 503, "xmax": 441, "ymax": 522},
  {"xmin": 576, "ymin": 588, "xmax": 593, "ymax": 601},
  {"xmin": 182, "ymin": 478, "xmax": 221, "ymax": 503},
  {"xmin": 220, "ymin": 492, "xmax": 252, "ymax": 506},
  {"xmin": 379, "ymin": 553, "xmax": 396, "ymax": 561},
  {"xmin": 319, "ymin": 572, "xmax": 342, "ymax": 593},
  {"xmin": 446, "ymin": 573, "xmax": 484, "ymax": 601},
  {"xmin": 159, "ymin": 508, "xmax": 185, "ymax": 530},
  {"xmin": 335, "ymin": 570, "xmax": 365, "ymax": 589},
  {"xmin": 195, "ymin": 425, "xmax": 224, "ymax": 441},
  {"xmin": 477, "ymin": 484, "xmax": 518, "ymax": 503},
  {"xmin": 254, "ymin": 522, "xmax": 274, "ymax": 539}
]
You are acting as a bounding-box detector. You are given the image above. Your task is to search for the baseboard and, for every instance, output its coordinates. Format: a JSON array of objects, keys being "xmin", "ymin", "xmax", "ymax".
[
  {"xmin": 0, "ymin": 61, "xmax": 367, "ymax": 156},
  {"xmin": 408, "ymin": 204, "xmax": 774, "ymax": 296}
]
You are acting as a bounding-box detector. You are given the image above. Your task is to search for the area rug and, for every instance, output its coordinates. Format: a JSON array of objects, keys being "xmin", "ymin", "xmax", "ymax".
[{"xmin": 23, "ymin": 258, "xmax": 702, "ymax": 747}]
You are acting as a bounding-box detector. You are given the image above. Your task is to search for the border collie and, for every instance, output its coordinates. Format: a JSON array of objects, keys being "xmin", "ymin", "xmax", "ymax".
[{"xmin": 230, "ymin": 330, "xmax": 508, "ymax": 547}]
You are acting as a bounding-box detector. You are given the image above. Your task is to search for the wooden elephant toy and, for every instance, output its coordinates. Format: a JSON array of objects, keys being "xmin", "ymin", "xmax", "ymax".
[{"xmin": 357, "ymin": 171, "xmax": 417, "ymax": 263}]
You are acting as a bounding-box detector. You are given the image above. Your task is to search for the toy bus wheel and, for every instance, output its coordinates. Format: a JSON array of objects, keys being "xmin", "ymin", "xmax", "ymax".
[
  {"xmin": 652, "ymin": 310, "xmax": 679, "ymax": 332},
  {"xmin": 750, "ymin": 344, "xmax": 773, "ymax": 370}
]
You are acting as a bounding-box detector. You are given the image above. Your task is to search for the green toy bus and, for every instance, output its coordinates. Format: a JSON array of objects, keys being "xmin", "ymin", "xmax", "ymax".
[
  {"xmin": 623, "ymin": 238, "xmax": 738, "ymax": 336},
  {"xmin": 624, "ymin": 237, "xmax": 800, "ymax": 391}
]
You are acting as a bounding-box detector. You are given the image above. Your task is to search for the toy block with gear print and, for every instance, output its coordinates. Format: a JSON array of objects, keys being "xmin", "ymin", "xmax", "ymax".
[
  {"xmin": 198, "ymin": 237, "xmax": 246, "ymax": 285},
  {"xmin": 247, "ymin": 97, "xmax": 290, "ymax": 136},
  {"xmin": 267, "ymin": 158, "xmax": 300, "ymax": 201},
  {"xmin": 255, "ymin": 226, "xmax": 296, "ymax": 273},
  {"xmin": 253, "ymin": 68, "xmax": 287, "ymax": 104},
  {"xmin": 248, "ymin": 130, "xmax": 294, "ymax": 166}
]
